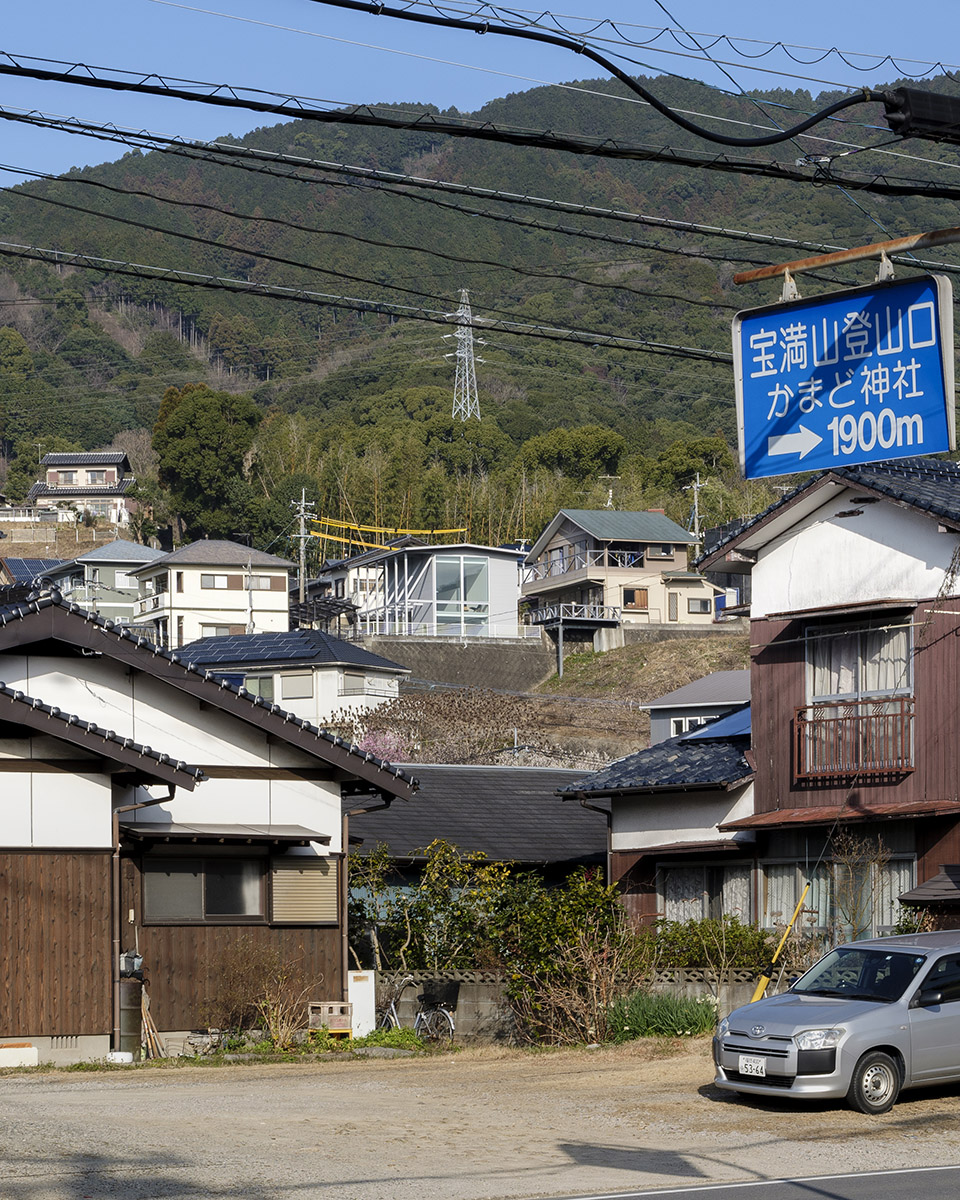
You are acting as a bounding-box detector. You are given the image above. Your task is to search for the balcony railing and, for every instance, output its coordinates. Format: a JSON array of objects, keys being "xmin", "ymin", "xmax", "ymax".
[
  {"xmin": 795, "ymin": 698, "xmax": 914, "ymax": 779},
  {"xmin": 522, "ymin": 548, "xmax": 645, "ymax": 584},
  {"xmin": 528, "ymin": 602, "xmax": 622, "ymax": 625},
  {"xmin": 135, "ymin": 593, "xmax": 166, "ymax": 616}
]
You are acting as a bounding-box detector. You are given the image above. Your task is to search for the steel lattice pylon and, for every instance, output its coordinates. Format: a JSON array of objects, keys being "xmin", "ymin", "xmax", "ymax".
[{"xmin": 450, "ymin": 288, "xmax": 480, "ymax": 420}]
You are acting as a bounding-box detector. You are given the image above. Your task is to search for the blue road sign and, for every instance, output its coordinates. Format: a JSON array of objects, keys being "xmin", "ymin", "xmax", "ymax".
[{"xmin": 733, "ymin": 274, "xmax": 955, "ymax": 479}]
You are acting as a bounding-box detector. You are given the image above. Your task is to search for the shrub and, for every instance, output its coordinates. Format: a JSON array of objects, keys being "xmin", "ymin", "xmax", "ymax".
[
  {"xmin": 607, "ymin": 991, "xmax": 718, "ymax": 1041},
  {"xmin": 650, "ymin": 917, "xmax": 773, "ymax": 971}
]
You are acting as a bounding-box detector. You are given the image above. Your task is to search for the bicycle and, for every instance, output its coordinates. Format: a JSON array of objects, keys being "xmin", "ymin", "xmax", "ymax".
[{"xmin": 377, "ymin": 976, "xmax": 456, "ymax": 1043}]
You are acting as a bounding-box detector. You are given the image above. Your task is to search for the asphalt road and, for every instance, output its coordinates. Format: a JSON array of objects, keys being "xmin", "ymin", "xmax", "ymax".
[{"xmin": 554, "ymin": 1165, "xmax": 960, "ymax": 1200}]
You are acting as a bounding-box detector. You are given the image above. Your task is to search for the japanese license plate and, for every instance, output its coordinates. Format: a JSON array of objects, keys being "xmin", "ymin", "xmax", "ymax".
[{"xmin": 738, "ymin": 1054, "xmax": 766, "ymax": 1077}]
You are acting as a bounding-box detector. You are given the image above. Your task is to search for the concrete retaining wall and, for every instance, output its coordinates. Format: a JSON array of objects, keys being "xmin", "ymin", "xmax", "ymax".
[
  {"xmin": 363, "ymin": 637, "xmax": 556, "ymax": 692},
  {"xmin": 378, "ymin": 971, "xmax": 515, "ymax": 1043}
]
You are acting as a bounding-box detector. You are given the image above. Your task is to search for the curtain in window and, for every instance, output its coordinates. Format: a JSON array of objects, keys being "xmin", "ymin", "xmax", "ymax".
[
  {"xmin": 762, "ymin": 864, "xmax": 796, "ymax": 927},
  {"xmin": 664, "ymin": 867, "xmax": 705, "ymax": 921},
  {"xmin": 861, "ymin": 625, "xmax": 909, "ymax": 695},
  {"xmin": 811, "ymin": 630, "xmax": 858, "ymax": 700},
  {"xmin": 876, "ymin": 860, "xmax": 915, "ymax": 932},
  {"xmin": 721, "ymin": 866, "xmax": 752, "ymax": 922}
]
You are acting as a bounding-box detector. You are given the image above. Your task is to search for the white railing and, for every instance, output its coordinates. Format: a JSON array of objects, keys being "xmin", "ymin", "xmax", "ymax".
[
  {"xmin": 135, "ymin": 593, "xmax": 165, "ymax": 615},
  {"xmin": 0, "ymin": 506, "xmax": 73, "ymax": 524},
  {"xmin": 356, "ymin": 617, "xmax": 541, "ymax": 639},
  {"xmin": 522, "ymin": 548, "xmax": 647, "ymax": 584},
  {"xmin": 338, "ymin": 682, "xmax": 400, "ymax": 698},
  {"xmin": 529, "ymin": 603, "xmax": 621, "ymax": 624}
]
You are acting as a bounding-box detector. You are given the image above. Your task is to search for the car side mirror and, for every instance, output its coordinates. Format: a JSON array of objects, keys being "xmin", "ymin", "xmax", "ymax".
[{"xmin": 918, "ymin": 988, "xmax": 944, "ymax": 1007}]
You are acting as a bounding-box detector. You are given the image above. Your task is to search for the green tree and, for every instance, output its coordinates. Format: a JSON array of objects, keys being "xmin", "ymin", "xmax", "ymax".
[{"xmin": 153, "ymin": 384, "xmax": 261, "ymax": 538}]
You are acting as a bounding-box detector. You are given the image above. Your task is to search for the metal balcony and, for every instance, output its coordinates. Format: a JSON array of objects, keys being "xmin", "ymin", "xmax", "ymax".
[{"xmin": 795, "ymin": 698, "xmax": 914, "ymax": 779}]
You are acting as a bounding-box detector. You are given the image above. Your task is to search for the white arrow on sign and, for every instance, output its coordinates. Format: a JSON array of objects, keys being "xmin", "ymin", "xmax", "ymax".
[{"xmin": 767, "ymin": 424, "xmax": 823, "ymax": 460}]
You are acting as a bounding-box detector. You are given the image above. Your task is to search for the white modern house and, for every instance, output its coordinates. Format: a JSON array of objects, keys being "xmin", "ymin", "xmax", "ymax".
[
  {"xmin": 131, "ymin": 540, "xmax": 294, "ymax": 648},
  {"xmin": 320, "ymin": 540, "xmax": 528, "ymax": 639},
  {"xmin": 180, "ymin": 629, "xmax": 409, "ymax": 723}
]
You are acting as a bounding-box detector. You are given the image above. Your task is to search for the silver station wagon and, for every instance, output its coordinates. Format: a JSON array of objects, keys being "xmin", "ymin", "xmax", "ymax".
[{"xmin": 713, "ymin": 931, "xmax": 960, "ymax": 1113}]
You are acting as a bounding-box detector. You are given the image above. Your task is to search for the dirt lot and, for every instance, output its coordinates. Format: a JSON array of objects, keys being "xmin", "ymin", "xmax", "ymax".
[{"xmin": 4, "ymin": 1040, "xmax": 960, "ymax": 1200}]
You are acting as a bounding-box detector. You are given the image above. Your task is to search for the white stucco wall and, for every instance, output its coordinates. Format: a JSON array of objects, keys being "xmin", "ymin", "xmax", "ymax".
[
  {"xmin": 751, "ymin": 491, "xmax": 959, "ymax": 619},
  {"xmin": 0, "ymin": 653, "xmax": 344, "ymax": 852},
  {"xmin": 610, "ymin": 781, "xmax": 754, "ymax": 853}
]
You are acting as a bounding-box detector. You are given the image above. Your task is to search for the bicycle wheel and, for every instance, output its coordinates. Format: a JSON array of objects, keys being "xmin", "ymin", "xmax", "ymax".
[
  {"xmin": 420, "ymin": 1007, "xmax": 454, "ymax": 1043},
  {"xmin": 378, "ymin": 1006, "xmax": 399, "ymax": 1031}
]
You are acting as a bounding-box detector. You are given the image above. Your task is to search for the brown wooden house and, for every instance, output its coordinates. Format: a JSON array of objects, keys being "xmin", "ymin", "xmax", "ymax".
[
  {"xmin": 693, "ymin": 457, "xmax": 960, "ymax": 935},
  {"xmin": 0, "ymin": 591, "xmax": 414, "ymax": 1063}
]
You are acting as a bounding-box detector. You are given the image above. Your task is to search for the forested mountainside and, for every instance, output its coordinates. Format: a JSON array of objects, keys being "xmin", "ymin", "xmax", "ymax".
[{"xmin": 1, "ymin": 73, "xmax": 958, "ymax": 551}]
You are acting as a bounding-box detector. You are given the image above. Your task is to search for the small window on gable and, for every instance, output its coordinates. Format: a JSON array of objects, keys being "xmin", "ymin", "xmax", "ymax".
[{"xmin": 281, "ymin": 672, "xmax": 314, "ymax": 700}]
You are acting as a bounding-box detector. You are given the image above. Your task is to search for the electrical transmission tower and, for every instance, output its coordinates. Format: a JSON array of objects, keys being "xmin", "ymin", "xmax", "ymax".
[{"xmin": 445, "ymin": 288, "xmax": 482, "ymax": 420}]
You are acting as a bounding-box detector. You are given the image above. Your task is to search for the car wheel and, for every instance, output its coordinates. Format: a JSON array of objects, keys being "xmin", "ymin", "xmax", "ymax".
[{"xmin": 846, "ymin": 1051, "xmax": 901, "ymax": 1114}]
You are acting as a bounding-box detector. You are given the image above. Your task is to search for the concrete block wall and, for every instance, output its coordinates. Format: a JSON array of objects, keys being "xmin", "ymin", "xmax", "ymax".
[
  {"xmin": 377, "ymin": 971, "xmax": 515, "ymax": 1043},
  {"xmin": 363, "ymin": 637, "xmax": 556, "ymax": 693}
]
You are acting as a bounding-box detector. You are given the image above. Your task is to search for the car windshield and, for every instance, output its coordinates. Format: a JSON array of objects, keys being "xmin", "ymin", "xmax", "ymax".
[{"xmin": 791, "ymin": 947, "xmax": 926, "ymax": 1003}]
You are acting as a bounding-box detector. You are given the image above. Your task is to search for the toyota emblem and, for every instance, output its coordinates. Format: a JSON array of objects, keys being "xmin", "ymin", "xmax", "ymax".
[{"xmin": 751, "ymin": 1025, "xmax": 765, "ymax": 1037}]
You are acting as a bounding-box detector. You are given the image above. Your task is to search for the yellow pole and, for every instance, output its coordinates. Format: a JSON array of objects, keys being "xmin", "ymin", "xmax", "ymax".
[{"xmin": 750, "ymin": 882, "xmax": 810, "ymax": 1003}]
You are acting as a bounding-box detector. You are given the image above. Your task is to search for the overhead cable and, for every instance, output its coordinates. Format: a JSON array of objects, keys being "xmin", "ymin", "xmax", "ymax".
[
  {"xmin": 0, "ymin": 48, "xmax": 892, "ymax": 160},
  {"xmin": 0, "ymin": 240, "xmax": 732, "ymax": 363},
  {"xmin": 6, "ymin": 106, "xmax": 960, "ymax": 277}
]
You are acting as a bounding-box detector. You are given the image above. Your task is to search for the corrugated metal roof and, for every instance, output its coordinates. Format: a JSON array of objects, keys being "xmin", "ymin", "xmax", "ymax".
[
  {"xmin": 119, "ymin": 822, "xmax": 330, "ymax": 844},
  {"xmin": 645, "ymin": 670, "xmax": 750, "ymax": 710},
  {"xmin": 351, "ymin": 764, "xmax": 607, "ymax": 864},
  {"xmin": 181, "ymin": 630, "xmax": 407, "ymax": 673},
  {"xmin": 722, "ymin": 797, "xmax": 960, "ymax": 831},
  {"xmin": 559, "ymin": 509, "xmax": 695, "ymax": 543},
  {"xmin": 136, "ymin": 540, "xmax": 295, "ymax": 570}
]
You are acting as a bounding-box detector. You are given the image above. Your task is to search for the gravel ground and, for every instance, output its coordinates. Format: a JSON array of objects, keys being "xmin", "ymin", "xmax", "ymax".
[{"xmin": 4, "ymin": 1040, "xmax": 960, "ymax": 1200}]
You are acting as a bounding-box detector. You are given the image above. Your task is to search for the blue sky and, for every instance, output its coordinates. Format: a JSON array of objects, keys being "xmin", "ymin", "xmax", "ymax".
[{"xmin": 0, "ymin": 0, "xmax": 955, "ymax": 183}]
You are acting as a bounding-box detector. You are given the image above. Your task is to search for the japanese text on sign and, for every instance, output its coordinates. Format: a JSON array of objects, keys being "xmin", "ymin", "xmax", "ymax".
[{"xmin": 733, "ymin": 275, "xmax": 955, "ymax": 479}]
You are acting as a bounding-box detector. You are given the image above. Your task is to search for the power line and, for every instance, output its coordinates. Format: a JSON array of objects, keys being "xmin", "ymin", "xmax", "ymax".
[
  {"xmin": 0, "ymin": 239, "xmax": 732, "ymax": 362},
  {"xmin": 6, "ymin": 106, "xmax": 960, "ymax": 280}
]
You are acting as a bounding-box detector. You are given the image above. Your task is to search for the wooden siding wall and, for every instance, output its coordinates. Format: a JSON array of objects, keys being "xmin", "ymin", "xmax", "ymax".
[
  {"xmin": 0, "ymin": 850, "xmax": 111, "ymax": 1036},
  {"xmin": 121, "ymin": 858, "xmax": 342, "ymax": 1031},
  {"xmin": 611, "ymin": 851, "xmax": 661, "ymax": 925},
  {"xmin": 751, "ymin": 604, "xmax": 960, "ymax": 814}
]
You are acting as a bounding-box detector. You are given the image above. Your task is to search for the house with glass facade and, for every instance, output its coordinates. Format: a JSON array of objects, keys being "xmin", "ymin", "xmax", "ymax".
[{"xmin": 320, "ymin": 541, "xmax": 526, "ymax": 639}]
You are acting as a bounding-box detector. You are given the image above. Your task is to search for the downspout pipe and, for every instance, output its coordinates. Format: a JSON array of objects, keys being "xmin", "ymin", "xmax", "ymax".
[
  {"xmin": 570, "ymin": 792, "xmax": 612, "ymax": 887},
  {"xmin": 111, "ymin": 786, "xmax": 176, "ymax": 1051}
]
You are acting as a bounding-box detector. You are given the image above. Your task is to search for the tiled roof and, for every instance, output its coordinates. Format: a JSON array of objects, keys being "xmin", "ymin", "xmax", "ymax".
[
  {"xmin": 1, "ymin": 558, "xmax": 65, "ymax": 584},
  {"xmin": 41, "ymin": 452, "xmax": 129, "ymax": 466},
  {"xmin": 139, "ymin": 540, "xmax": 295, "ymax": 570},
  {"xmin": 181, "ymin": 630, "xmax": 407, "ymax": 673},
  {"xmin": 697, "ymin": 458, "xmax": 960, "ymax": 567},
  {"xmin": 351, "ymin": 764, "xmax": 607, "ymax": 864},
  {"xmin": 646, "ymin": 670, "xmax": 751, "ymax": 710},
  {"xmin": 0, "ymin": 591, "xmax": 416, "ymax": 795},
  {"xmin": 27, "ymin": 480, "xmax": 134, "ymax": 500},
  {"xmin": 559, "ymin": 722, "xmax": 752, "ymax": 796}
]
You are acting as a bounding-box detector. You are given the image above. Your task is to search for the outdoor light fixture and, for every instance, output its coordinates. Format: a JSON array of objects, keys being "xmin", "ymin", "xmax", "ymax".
[{"xmin": 882, "ymin": 88, "xmax": 960, "ymax": 144}]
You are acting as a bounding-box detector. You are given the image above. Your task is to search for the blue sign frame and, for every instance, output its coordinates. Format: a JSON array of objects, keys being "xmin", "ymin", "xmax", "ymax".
[{"xmin": 733, "ymin": 274, "xmax": 955, "ymax": 479}]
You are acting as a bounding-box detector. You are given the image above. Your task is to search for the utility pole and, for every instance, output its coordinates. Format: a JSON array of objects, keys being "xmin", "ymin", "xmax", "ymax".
[
  {"xmin": 444, "ymin": 289, "xmax": 482, "ymax": 421},
  {"xmin": 684, "ymin": 472, "xmax": 705, "ymax": 540},
  {"xmin": 290, "ymin": 489, "xmax": 316, "ymax": 604}
]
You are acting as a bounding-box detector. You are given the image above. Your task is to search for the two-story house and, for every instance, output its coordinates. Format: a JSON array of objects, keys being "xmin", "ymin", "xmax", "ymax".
[
  {"xmin": 645, "ymin": 670, "xmax": 751, "ymax": 744},
  {"xmin": 521, "ymin": 509, "xmax": 719, "ymax": 650},
  {"xmin": 180, "ymin": 629, "xmax": 409, "ymax": 723},
  {"xmin": 131, "ymin": 540, "xmax": 294, "ymax": 648},
  {"xmin": 26, "ymin": 452, "xmax": 136, "ymax": 525},
  {"xmin": 695, "ymin": 457, "xmax": 960, "ymax": 936},
  {"xmin": 38, "ymin": 539, "xmax": 166, "ymax": 626}
]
